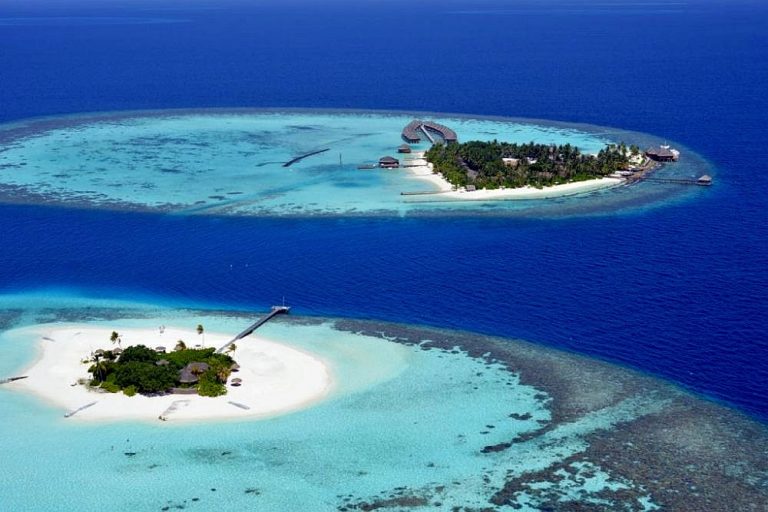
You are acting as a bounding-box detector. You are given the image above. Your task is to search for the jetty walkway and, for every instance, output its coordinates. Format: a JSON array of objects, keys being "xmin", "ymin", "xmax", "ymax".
[
  {"xmin": 283, "ymin": 148, "xmax": 330, "ymax": 167},
  {"xmin": 216, "ymin": 305, "xmax": 291, "ymax": 354},
  {"xmin": 634, "ymin": 176, "xmax": 712, "ymax": 186}
]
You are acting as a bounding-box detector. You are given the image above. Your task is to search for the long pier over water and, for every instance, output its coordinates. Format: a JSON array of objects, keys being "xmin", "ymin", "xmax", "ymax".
[{"xmin": 216, "ymin": 305, "xmax": 291, "ymax": 354}]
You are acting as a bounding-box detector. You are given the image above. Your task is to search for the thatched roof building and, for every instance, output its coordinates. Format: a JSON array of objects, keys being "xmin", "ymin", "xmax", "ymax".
[
  {"xmin": 379, "ymin": 156, "xmax": 400, "ymax": 169},
  {"xmin": 646, "ymin": 146, "xmax": 676, "ymax": 162},
  {"xmin": 178, "ymin": 362, "xmax": 210, "ymax": 384}
]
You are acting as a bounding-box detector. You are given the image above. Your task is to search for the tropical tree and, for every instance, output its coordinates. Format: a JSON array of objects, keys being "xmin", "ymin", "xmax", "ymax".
[
  {"xmin": 196, "ymin": 324, "xmax": 205, "ymax": 347},
  {"xmin": 110, "ymin": 331, "xmax": 121, "ymax": 348},
  {"xmin": 175, "ymin": 339, "xmax": 187, "ymax": 352},
  {"xmin": 89, "ymin": 353, "xmax": 109, "ymax": 382},
  {"xmin": 226, "ymin": 343, "xmax": 237, "ymax": 357}
]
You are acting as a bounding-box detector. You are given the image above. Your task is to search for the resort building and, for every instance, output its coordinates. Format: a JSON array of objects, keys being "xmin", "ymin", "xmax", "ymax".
[
  {"xmin": 179, "ymin": 362, "xmax": 210, "ymax": 384},
  {"xmin": 646, "ymin": 146, "xmax": 678, "ymax": 162},
  {"xmin": 379, "ymin": 156, "xmax": 400, "ymax": 169},
  {"xmin": 397, "ymin": 144, "xmax": 412, "ymax": 154},
  {"xmin": 401, "ymin": 120, "xmax": 458, "ymax": 144},
  {"xmin": 502, "ymin": 158, "xmax": 520, "ymax": 167}
]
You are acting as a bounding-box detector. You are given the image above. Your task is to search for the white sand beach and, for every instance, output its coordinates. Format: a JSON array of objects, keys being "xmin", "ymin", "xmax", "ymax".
[
  {"xmin": 402, "ymin": 152, "xmax": 624, "ymax": 200},
  {"xmin": 10, "ymin": 325, "xmax": 333, "ymax": 422},
  {"xmin": 435, "ymin": 177, "xmax": 624, "ymax": 200}
]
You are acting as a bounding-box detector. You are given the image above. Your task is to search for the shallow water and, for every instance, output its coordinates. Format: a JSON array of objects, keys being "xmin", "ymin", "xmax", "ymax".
[
  {"xmin": 0, "ymin": 110, "xmax": 712, "ymax": 217},
  {"xmin": 1, "ymin": 296, "xmax": 766, "ymax": 510}
]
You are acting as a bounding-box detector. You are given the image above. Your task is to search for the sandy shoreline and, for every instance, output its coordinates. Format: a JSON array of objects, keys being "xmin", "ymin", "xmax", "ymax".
[
  {"xmin": 402, "ymin": 153, "xmax": 624, "ymax": 200},
  {"xmin": 8, "ymin": 325, "xmax": 333, "ymax": 422}
]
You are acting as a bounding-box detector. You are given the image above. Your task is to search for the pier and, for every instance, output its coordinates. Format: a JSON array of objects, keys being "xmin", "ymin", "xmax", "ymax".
[
  {"xmin": 636, "ymin": 176, "xmax": 712, "ymax": 186},
  {"xmin": 283, "ymin": 148, "xmax": 330, "ymax": 167},
  {"xmin": 216, "ymin": 305, "xmax": 291, "ymax": 354},
  {"xmin": 624, "ymin": 173, "xmax": 712, "ymax": 187}
]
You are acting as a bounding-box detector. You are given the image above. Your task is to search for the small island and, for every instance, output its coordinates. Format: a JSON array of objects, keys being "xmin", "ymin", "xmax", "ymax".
[{"xmin": 13, "ymin": 324, "xmax": 332, "ymax": 421}]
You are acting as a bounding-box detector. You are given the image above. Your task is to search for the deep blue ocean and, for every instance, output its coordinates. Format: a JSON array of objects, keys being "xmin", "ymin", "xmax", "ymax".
[{"xmin": 1, "ymin": 0, "xmax": 767, "ymax": 422}]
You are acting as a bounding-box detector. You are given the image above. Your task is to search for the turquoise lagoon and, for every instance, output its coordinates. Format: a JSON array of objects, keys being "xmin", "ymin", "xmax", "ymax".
[
  {"xmin": 1, "ymin": 293, "xmax": 766, "ymax": 511},
  {"xmin": 0, "ymin": 110, "xmax": 712, "ymax": 216}
]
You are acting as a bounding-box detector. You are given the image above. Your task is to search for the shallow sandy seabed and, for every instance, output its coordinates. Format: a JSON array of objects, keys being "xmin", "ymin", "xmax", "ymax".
[
  {"xmin": 0, "ymin": 301, "xmax": 765, "ymax": 511},
  {"xmin": 0, "ymin": 109, "xmax": 712, "ymax": 217}
]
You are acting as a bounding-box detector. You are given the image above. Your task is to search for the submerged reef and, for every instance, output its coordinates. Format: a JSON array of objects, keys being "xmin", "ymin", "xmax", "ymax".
[
  {"xmin": 335, "ymin": 319, "xmax": 768, "ymax": 511},
  {"xmin": 0, "ymin": 109, "xmax": 713, "ymax": 218},
  {"xmin": 1, "ymin": 306, "xmax": 765, "ymax": 511}
]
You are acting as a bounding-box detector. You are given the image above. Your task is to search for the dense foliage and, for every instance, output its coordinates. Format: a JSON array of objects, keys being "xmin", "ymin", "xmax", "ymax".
[
  {"xmin": 425, "ymin": 140, "xmax": 636, "ymax": 189},
  {"xmin": 88, "ymin": 344, "xmax": 236, "ymax": 397}
]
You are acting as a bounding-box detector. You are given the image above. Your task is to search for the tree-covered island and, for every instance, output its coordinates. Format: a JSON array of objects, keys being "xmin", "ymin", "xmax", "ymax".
[
  {"xmin": 425, "ymin": 140, "xmax": 640, "ymax": 189},
  {"xmin": 87, "ymin": 335, "xmax": 237, "ymax": 397}
]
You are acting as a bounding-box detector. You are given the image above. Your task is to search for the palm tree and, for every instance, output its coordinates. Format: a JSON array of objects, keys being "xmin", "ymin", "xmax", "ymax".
[
  {"xmin": 110, "ymin": 331, "xmax": 121, "ymax": 348},
  {"xmin": 196, "ymin": 324, "xmax": 205, "ymax": 348},
  {"xmin": 90, "ymin": 352, "xmax": 108, "ymax": 382},
  {"xmin": 214, "ymin": 364, "xmax": 231, "ymax": 383},
  {"xmin": 175, "ymin": 339, "xmax": 187, "ymax": 352},
  {"xmin": 226, "ymin": 343, "xmax": 237, "ymax": 357}
]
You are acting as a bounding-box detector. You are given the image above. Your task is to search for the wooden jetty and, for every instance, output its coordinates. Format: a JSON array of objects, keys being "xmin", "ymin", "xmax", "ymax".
[
  {"xmin": 0, "ymin": 376, "xmax": 27, "ymax": 385},
  {"xmin": 283, "ymin": 148, "xmax": 330, "ymax": 167},
  {"xmin": 216, "ymin": 305, "xmax": 291, "ymax": 354},
  {"xmin": 629, "ymin": 175, "xmax": 713, "ymax": 186}
]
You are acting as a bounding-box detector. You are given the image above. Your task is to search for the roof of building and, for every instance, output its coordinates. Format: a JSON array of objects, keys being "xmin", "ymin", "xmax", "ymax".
[
  {"xmin": 178, "ymin": 362, "xmax": 210, "ymax": 384},
  {"xmin": 646, "ymin": 146, "xmax": 674, "ymax": 157},
  {"xmin": 379, "ymin": 156, "xmax": 399, "ymax": 163},
  {"xmin": 402, "ymin": 120, "xmax": 458, "ymax": 143}
]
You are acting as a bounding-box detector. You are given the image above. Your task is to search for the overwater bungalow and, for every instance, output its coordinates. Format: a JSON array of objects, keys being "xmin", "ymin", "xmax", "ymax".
[
  {"xmin": 379, "ymin": 156, "xmax": 400, "ymax": 169},
  {"xmin": 697, "ymin": 174, "xmax": 713, "ymax": 185},
  {"xmin": 397, "ymin": 144, "xmax": 412, "ymax": 154},
  {"xmin": 646, "ymin": 146, "xmax": 678, "ymax": 162},
  {"xmin": 402, "ymin": 120, "xmax": 458, "ymax": 144}
]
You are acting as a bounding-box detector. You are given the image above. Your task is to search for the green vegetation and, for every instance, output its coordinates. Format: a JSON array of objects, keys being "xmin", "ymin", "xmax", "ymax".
[
  {"xmin": 87, "ymin": 343, "xmax": 236, "ymax": 397},
  {"xmin": 425, "ymin": 140, "xmax": 636, "ymax": 190}
]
